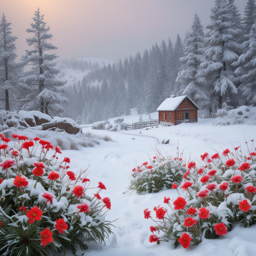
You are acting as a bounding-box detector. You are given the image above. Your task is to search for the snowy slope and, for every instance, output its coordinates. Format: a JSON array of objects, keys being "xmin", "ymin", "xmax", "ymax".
[{"xmin": 58, "ymin": 118, "xmax": 256, "ymax": 256}]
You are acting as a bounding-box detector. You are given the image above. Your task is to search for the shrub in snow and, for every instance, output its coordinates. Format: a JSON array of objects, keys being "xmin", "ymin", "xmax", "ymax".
[
  {"xmin": 144, "ymin": 141, "xmax": 256, "ymax": 249},
  {"xmin": 0, "ymin": 133, "xmax": 113, "ymax": 255},
  {"xmin": 92, "ymin": 120, "xmax": 127, "ymax": 131},
  {"xmin": 129, "ymin": 153, "xmax": 186, "ymax": 194}
]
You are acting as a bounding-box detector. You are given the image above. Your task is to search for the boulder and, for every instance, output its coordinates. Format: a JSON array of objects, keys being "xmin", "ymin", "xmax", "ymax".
[
  {"xmin": 19, "ymin": 110, "xmax": 52, "ymax": 126},
  {"xmin": 24, "ymin": 117, "xmax": 36, "ymax": 127},
  {"xmin": 56, "ymin": 121, "xmax": 80, "ymax": 134}
]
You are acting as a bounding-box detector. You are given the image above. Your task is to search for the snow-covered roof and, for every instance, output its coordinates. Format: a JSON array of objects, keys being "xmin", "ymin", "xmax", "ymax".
[{"xmin": 157, "ymin": 95, "xmax": 199, "ymax": 111}]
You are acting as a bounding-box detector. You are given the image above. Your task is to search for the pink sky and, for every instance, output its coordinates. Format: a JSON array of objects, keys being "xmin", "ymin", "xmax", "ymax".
[{"xmin": 0, "ymin": 0, "xmax": 245, "ymax": 62}]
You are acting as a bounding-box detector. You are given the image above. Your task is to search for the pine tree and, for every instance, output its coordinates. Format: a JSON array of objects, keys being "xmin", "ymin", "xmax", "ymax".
[
  {"xmin": 0, "ymin": 14, "xmax": 19, "ymax": 111},
  {"xmin": 176, "ymin": 13, "xmax": 208, "ymax": 108},
  {"xmin": 22, "ymin": 9, "xmax": 67, "ymax": 115},
  {"xmin": 242, "ymin": 0, "xmax": 256, "ymax": 37}
]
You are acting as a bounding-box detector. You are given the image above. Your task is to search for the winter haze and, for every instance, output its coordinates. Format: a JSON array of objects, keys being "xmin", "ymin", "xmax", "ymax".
[{"xmin": 0, "ymin": 0, "xmax": 245, "ymax": 61}]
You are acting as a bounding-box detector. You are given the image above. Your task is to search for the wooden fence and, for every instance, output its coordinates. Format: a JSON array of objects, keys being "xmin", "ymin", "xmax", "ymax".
[{"xmin": 125, "ymin": 119, "xmax": 159, "ymax": 130}]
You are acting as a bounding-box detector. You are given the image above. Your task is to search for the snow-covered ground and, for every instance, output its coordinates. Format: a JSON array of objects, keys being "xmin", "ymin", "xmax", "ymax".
[{"xmin": 61, "ymin": 118, "xmax": 256, "ymax": 256}]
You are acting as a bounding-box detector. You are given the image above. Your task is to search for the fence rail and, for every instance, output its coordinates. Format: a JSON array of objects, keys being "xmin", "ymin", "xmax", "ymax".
[{"xmin": 125, "ymin": 119, "xmax": 159, "ymax": 130}]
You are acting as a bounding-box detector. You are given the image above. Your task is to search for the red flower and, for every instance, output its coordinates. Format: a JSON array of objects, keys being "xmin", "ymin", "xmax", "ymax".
[
  {"xmin": 18, "ymin": 135, "xmax": 28, "ymax": 141},
  {"xmin": 0, "ymin": 133, "xmax": 3, "ymax": 138},
  {"xmin": 250, "ymin": 152, "xmax": 256, "ymax": 156},
  {"xmin": 0, "ymin": 159, "xmax": 15, "ymax": 170},
  {"xmin": 156, "ymin": 207, "xmax": 166, "ymax": 219},
  {"xmin": 22, "ymin": 141, "xmax": 34, "ymax": 150},
  {"xmin": 201, "ymin": 152, "xmax": 208, "ymax": 161},
  {"xmin": 198, "ymin": 207, "xmax": 210, "ymax": 219},
  {"xmin": 211, "ymin": 153, "xmax": 219, "ymax": 159},
  {"xmin": 214, "ymin": 223, "xmax": 227, "ymax": 236},
  {"xmin": 150, "ymin": 226, "xmax": 157, "ymax": 233},
  {"xmin": 147, "ymin": 165, "xmax": 153, "ymax": 169},
  {"xmin": 238, "ymin": 162, "xmax": 250, "ymax": 171},
  {"xmin": 13, "ymin": 176, "xmax": 28, "ymax": 188},
  {"xmin": 173, "ymin": 197, "xmax": 187, "ymax": 210},
  {"xmin": 153, "ymin": 156, "xmax": 156, "ymax": 159},
  {"xmin": 187, "ymin": 207, "xmax": 197, "ymax": 215},
  {"xmin": 132, "ymin": 168, "xmax": 136, "ymax": 172},
  {"xmin": 73, "ymin": 185, "xmax": 84, "ymax": 197},
  {"xmin": 197, "ymin": 190, "xmax": 209, "ymax": 198},
  {"xmin": 144, "ymin": 208, "xmax": 151, "ymax": 219},
  {"xmin": 178, "ymin": 232, "xmax": 192, "ymax": 249},
  {"xmin": 247, "ymin": 156, "xmax": 252, "ymax": 160},
  {"xmin": 183, "ymin": 170, "xmax": 190, "ymax": 179},
  {"xmin": 94, "ymin": 193, "xmax": 101, "ymax": 199},
  {"xmin": 184, "ymin": 217, "xmax": 197, "ymax": 227},
  {"xmin": 103, "ymin": 197, "xmax": 111, "ymax": 209},
  {"xmin": 66, "ymin": 171, "xmax": 76, "ymax": 180},
  {"xmin": 223, "ymin": 149, "xmax": 230, "ymax": 156},
  {"xmin": 246, "ymin": 186, "xmax": 256, "ymax": 193},
  {"xmin": 82, "ymin": 178, "xmax": 90, "ymax": 183},
  {"xmin": 32, "ymin": 167, "xmax": 44, "ymax": 176},
  {"xmin": 33, "ymin": 136, "xmax": 40, "ymax": 141},
  {"xmin": 164, "ymin": 197, "xmax": 170, "ymax": 204},
  {"xmin": 234, "ymin": 146, "xmax": 239, "ymax": 150},
  {"xmin": 219, "ymin": 182, "xmax": 228, "ymax": 191},
  {"xmin": 200, "ymin": 175, "xmax": 210, "ymax": 183},
  {"xmin": 77, "ymin": 202, "xmax": 90, "ymax": 213},
  {"xmin": 206, "ymin": 183, "xmax": 216, "ymax": 191},
  {"xmin": 98, "ymin": 182, "xmax": 106, "ymax": 190},
  {"xmin": 226, "ymin": 158, "xmax": 235, "ymax": 167},
  {"xmin": 149, "ymin": 234, "xmax": 159, "ymax": 243},
  {"xmin": 55, "ymin": 218, "xmax": 68, "ymax": 234},
  {"xmin": 34, "ymin": 162, "xmax": 45, "ymax": 168},
  {"xmin": 12, "ymin": 134, "xmax": 19, "ymax": 139},
  {"xmin": 239, "ymin": 199, "xmax": 251, "ymax": 212},
  {"xmin": 172, "ymin": 183, "xmax": 177, "ymax": 189},
  {"xmin": 142, "ymin": 162, "xmax": 148, "ymax": 165},
  {"xmin": 45, "ymin": 143, "xmax": 54, "ymax": 151},
  {"xmin": 12, "ymin": 150, "xmax": 19, "ymax": 157},
  {"xmin": 180, "ymin": 181, "xmax": 193, "ymax": 190},
  {"xmin": 42, "ymin": 193, "xmax": 53, "ymax": 204},
  {"xmin": 208, "ymin": 169, "xmax": 217, "ymax": 176},
  {"xmin": 0, "ymin": 221, "xmax": 2, "ymax": 227},
  {"xmin": 19, "ymin": 206, "xmax": 27, "ymax": 212},
  {"xmin": 197, "ymin": 168, "xmax": 203, "ymax": 174},
  {"xmin": 63, "ymin": 157, "xmax": 70, "ymax": 163},
  {"xmin": 0, "ymin": 144, "xmax": 8, "ymax": 150},
  {"xmin": 55, "ymin": 146, "xmax": 62, "ymax": 154},
  {"xmin": 187, "ymin": 161, "xmax": 196, "ymax": 169},
  {"xmin": 0, "ymin": 178, "xmax": 3, "ymax": 184},
  {"xmin": 40, "ymin": 228, "xmax": 53, "ymax": 246},
  {"xmin": 231, "ymin": 175, "xmax": 243, "ymax": 184},
  {"xmin": 26, "ymin": 206, "xmax": 43, "ymax": 224},
  {"xmin": 2, "ymin": 137, "xmax": 11, "ymax": 143},
  {"xmin": 48, "ymin": 171, "xmax": 59, "ymax": 180}
]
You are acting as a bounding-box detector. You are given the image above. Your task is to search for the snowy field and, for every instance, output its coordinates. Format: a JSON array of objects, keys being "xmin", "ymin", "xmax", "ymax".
[{"xmin": 57, "ymin": 117, "xmax": 256, "ymax": 256}]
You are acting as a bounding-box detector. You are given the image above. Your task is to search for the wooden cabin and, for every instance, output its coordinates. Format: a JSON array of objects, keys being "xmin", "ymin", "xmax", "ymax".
[{"xmin": 157, "ymin": 95, "xmax": 199, "ymax": 125}]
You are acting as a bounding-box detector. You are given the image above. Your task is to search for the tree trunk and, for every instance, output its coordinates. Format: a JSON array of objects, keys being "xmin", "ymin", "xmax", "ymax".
[{"xmin": 5, "ymin": 89, "xmax": 10, "ymax": 111}]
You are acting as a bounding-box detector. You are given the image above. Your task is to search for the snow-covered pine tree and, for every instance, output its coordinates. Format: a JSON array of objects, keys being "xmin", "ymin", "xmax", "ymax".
[
  {"xmin": 22, "ymin": 8, "xmax": 67, "ymax": 115},
  {"xmin": 242, "ymin": 0, "xmax": 256, "ymax": 37},
  {"xmin": 176, "ymin": 13, "xmax": 208, "ymax": 108},
  {"xmin": 166, "ymin": 39, "xmax": 176, "ymax": 95},
  {"xmin": 197, "ymin": 0, "xmax": 239, "ymax": 112},
  {"xmin": 0, "ymin": 14, "xmax": 19, "ymax": 111}
]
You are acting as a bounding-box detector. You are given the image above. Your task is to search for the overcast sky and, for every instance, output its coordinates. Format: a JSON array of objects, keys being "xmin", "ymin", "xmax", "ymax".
[{"xmin": 0, "ymin": 0, "xmax": 246, "ymax": 62}]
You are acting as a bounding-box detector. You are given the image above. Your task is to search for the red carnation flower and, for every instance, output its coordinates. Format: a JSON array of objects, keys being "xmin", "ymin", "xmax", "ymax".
[
  {"xmin": 156, "ymin": 207, "xmax": 166, "ymax": 219},
  {"xmin": 0, "ymin": 159, "xmax": 15, "ymax": 170},
  {"xmin": 137, "ymin": 169, "xmax": 142, "ymax": 172},
  {"xmin": 26, "ymin": 206, "xmax": 43, "ymax": 224},
  {"xmin": 234, "ymin": 146, "xmax": 239, "ymax": 150},
  {"xmin": 63, "ymin": 157, "xmax": 70, "ymax": 163},
  {"xmin": 34, "ymin": 162, "xmax": 45, "ymax": 168},
  {"xmin": 0, "ymin": 178, "xmax": 3, "ymax": 184},
  {"xmin": 2, "ymin": 137, "xmax": 11, "ymax": 143},
  {"xmin": 214, "ymin": 223, "xmax": 227, "ymax": 236},
  {"xmin": 132, "ymin": 168, "xmax": 136, "ymax": 172},
  {"xmin": 82, "ymin": 178, "xmax": 90, "ymax": 183},
  {"xmin": 150, "ymin": 226, "xmax": 157, "ymax": 233},
  {"xmin": 33, "ymin": 136, "xmax": 40, "ymax": 141},
  {"xmin": 219, "ymin": 182, "xmax": 228, "ymax": 191},
  {"xmin": 250, "ymin": 152, "xmax": 256, "ymax": 156},
  {"xmin": 98, "ymin": 182, "xmax": 106, "ymax": 190},
  {"xmin": 0, "ymin": 221, "xmax": 2, "ymax": 227},
  {"xmin": 149, "ymin": 234, "xmax": 159, "ymax": 243},
  {"xmin": 22, "ymin": 141, "xmax": 34, "ymax": 151},
  {"xmin": 18, "ymin": 135, "xmax": 28, "ymax": 141},
  {"xmin": 173, "ymin": 197, "xmax": 187, "ymax": 210},
  {"xmin": 183, "ymin": 170, "xmax": 190, "ymax": 179},
  {"xmin": 32, "ymin": 167, "xmax": 44, "ymax": 176},
  {"xmin": 187, "ymin": 161, "xmax": 196, "ymax": 169},
  {"xmin": 206, "ymin": 183, "xmax": 216, "ymax": 191},
  {"xmin": 12, "ymin": 134, "xmax": 19, "ymax": 139},
  {"xmin": 55, "ymin": 218, "xmax": 68, "ymax": 234},
  {"xmin": 77, "ymin": 202, "xmax": 90, "ymax": 213},
  {"xmin": 42, "ymin": 192, "xmax": 53, "ymax": 204},
  {"xmin": 48, "ymin": 171, "xmax": 59, "ymax": 180},
  {"xmin": 12, "ymin": 150, "xmax": 19, "ymax": 157},
  {"xmin": 223, "ymin": 149, "xmax": 230, "ymax": 156},
  {"xmin": 94, "ymin": 193, "xmax": 101, "ymax": 199},
  {"xmin": 45, "ymin": 143, "xmax": 54, "ymax": 151},
  {"xmin": 0, "ymin": 133, "xmax": 3, "ymax": 138},
  {"xmin": 40, "ymin": 228, "xmax": 53, "ymax": 247},
  {"xmin": 197, "ymin": 168, "xmax": 203, "ymax": 174},
  {"xmin": 184, "ymin": 217, "xmax": 197, "ymax": 227},
  {"xmin": 197, "ymin": 190, "xmax": 209, "ymax": 198},
  {"xmin": 246, "ymin": 186, "xmax": 256, "ymax": 193},
  {"xmin": 226, "ymin": 158, "xmax": 235, "ymax": 167},
  {"xmin": 239, "ymin": 199, "xmax": 251, "ymax": 212},
  {"xmin": 19, "ymin": 206, "xmax": 27, "ymax": 212},
  {"xmin": 144, "ymin": 208, "xmax": 151, "ymax": 219},
  {"xmin": 201, "ymin": 152, "xmax": 208, "ymax": 161},
  {"xmin": 208, "ymin": 169, "xmax": 217, "ymax": 176},
  {"xmin": 142, "ymin": 162, "xmax": 148, "ymax": 166},
  {"xmin": 211, "ymin": 153, "xmax": 219, "ymax": 159},
  {"xmin": 147, "ymin": 165, "xmax": 153, "ymax": 169},
  {"xmin": 200, "ymin": 175, "xmax": 210, "ymax": 183},
  {"xmin": 180, "ymin": 181, "xmax": 193, "ymax": 190},
  {"xmin": 238, "ymin": 162, "xmax": 250, "ymax": 171},
  {"xmin": 13, "ymin": 176, "xmax": 28, "ymax": 188},
  {"xmin": 231, "ymin": 175, "xmax": 243, "ymax": 184},
  {"xmin": 55, "ymin": 146, "xmax": 62, "ymax": 154},
  {"xmin": 164, "ymin": 197, "xmax": 170, "ymax": 204},
  {"xmin": 66, "ymin": 171, "xmax": 76, "ymax": 180},
  {"xmin": 178, "ymin": 232, "xmax": 192, "ymax": 249},
  {"xmin": 198, "ymin": 207, "xmax": 210, "ymax": 219},
  {"xmin": 187, "ymin": 207, "xmax": 197, "ymax": 215},
  {"xmin": 172, "ymin": 183, "xmax": 177, "ymax": 189},
  {"xmin": 73, "ymin": 185, "xmax": 84, "ymax": 197},
  {"xmin": 103, "ymin": 197, "xmax": 111, "ymax": 209},
  {"xmin": 0, "ymin": 144, "xmax": 8, "ymax": 150}
]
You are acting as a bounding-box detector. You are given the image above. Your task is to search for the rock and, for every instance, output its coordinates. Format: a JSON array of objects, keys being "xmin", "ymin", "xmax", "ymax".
[
  {"xmin": 56, "ymin": 121, "xmax": 80, "ymax": 134},
  {"xmin": 19, "ymin": 121, "xmax": 29, "ymax": 128},
  {"xmin": 237, "ymin": 111, "xmax": 243, "ymax": 115},
  {"xmin": 19, "ymin": 110, "xmax": 52, "ymax": 126},
  {"xmin": 24, "ymin": 117, "xmax": 36, "ymax": 127},
  {"xmin": 6, "ymin": 119, "xmax": 19, "ymax": 127},
  {"xmin": 34, "ymin": 116, "xmax": 50, "ymax": 125}
]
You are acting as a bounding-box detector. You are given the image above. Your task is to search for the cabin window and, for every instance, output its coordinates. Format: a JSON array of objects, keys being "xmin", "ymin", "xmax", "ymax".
[
  {"xmin": 163, "ymin": 113, "xmax": 166, "ymax": 120},
  {"xmin": 178, "ymin": 112, "xmax": 182, "ymax": 119},
  {"xmin": 168, "ymin": 112, "xmax": 171, "ymax": 120},
  {"xmin": 184, "ymin": 100, "xmax": 188, "ymax": 108}
]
